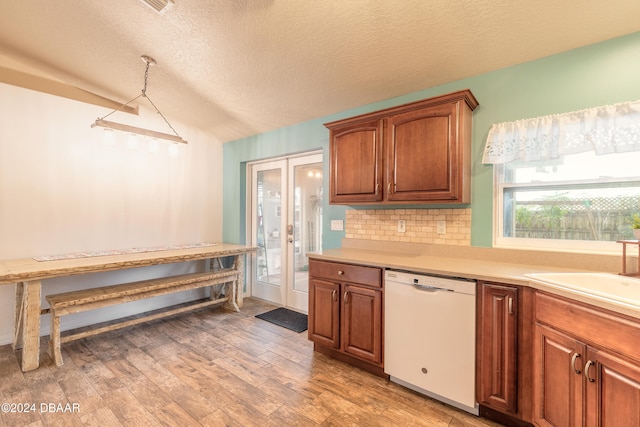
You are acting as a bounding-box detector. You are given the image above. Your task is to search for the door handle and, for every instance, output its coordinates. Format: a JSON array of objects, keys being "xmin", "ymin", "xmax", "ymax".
[
  {"xmin": 508, "ymin": 297, "xmax": 514, "ymax": 314},
  {"xmin": 584, "ymin": 360, "xmax": 596, "ymax": 383},
  {"xmin": 571, "ymin": 352, "xmax": 581, "ymax": 374},
  {"xmin": 343, "ymin": 291, "xmax": 349, "ymax": 304},
  {"xmin": 332, "ymin": 289, "xmax": 337, "ymax": 301}
]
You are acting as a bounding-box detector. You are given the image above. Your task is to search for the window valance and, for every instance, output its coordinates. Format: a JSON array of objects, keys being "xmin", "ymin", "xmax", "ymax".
[{"xmin": 482, "ymin": 99, "xmax": 640, "ymax": 164}]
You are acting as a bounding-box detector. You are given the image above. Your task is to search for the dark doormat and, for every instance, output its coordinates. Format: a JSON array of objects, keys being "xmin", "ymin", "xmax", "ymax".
[{"xmin": 255, "ymin": 307, "xmax": 308, "ymax": 333}]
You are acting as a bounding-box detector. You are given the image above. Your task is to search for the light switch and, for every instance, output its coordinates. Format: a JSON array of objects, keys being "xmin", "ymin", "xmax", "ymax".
[
  {"xmin": 437, "ymin": 221, "xmax": 446, "ymax": 235},
  {"xmin": 330, "ymin": 220, "xmax": 344, "ymax": 231},
  {"xmin": 398, "ymin": 220, "xmax": 406, "ymax": 233}
]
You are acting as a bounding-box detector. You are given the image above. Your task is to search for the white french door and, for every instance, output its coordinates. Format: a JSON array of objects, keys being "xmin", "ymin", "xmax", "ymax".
[{"xmin": 249, "ymin": 152, "xmax": 323, "ymax": 312}]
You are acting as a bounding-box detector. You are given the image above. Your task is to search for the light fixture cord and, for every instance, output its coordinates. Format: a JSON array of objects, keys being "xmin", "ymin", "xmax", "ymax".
[
  {"xmin": 95, "ymin": 56, "xmax": 183, "ymax": 140},
  {"xmin": 140, "ymin": 57, "xmax": 181, "ymax": 138},
  {"xmin": 142, "ymin": 59, "xmax": 150, "ymax": 96},
  {"xmin": 95, "ymin": 93, "xmax": 143, "ymax": 122}
]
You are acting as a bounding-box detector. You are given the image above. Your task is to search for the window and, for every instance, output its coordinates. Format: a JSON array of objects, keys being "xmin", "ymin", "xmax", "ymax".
[
  {"xmin": 484, "ymin": 100, "xmax": 640, "ymax": 252},
  {"xmin": 495, "ymin": 151, "xmax": 640, "ymax": 251}
]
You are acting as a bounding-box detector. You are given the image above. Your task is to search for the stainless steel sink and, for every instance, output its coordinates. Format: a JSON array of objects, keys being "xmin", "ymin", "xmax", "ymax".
[{"xmin": 525, "ymin": 272, "xmax": 640, "ymax": 306}]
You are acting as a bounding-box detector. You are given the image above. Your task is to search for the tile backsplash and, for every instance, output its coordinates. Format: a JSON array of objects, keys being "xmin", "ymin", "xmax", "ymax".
[{"xmin": 345, "ymin": 208, "xmax": 471, "ymax": 246}]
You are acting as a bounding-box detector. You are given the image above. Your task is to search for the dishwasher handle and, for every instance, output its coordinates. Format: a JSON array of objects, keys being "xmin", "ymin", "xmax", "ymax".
[{"xmin": 411, "ymin": 283, "xmax": 453, "ymax": 292}]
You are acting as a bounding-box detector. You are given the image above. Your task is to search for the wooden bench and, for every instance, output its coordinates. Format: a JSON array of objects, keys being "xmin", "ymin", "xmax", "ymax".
[{"xmin": 45, "ymin": 268, "xmax": 241, "ymax": 366}]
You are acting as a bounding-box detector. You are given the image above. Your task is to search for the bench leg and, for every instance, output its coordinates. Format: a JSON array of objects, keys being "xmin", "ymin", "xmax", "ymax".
[
  {"xmin": 48, "ymin": 311, "xmax": 63, "ymax": 367},
  {"xmin": 209, "ymin": 283, "xmax": 223, "ymax": 301}
]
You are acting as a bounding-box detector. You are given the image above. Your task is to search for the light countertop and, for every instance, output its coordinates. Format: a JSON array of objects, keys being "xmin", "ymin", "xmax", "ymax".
[{"xmin": 309, "ymin": 240, "xmax": 640, "ymax": 320}]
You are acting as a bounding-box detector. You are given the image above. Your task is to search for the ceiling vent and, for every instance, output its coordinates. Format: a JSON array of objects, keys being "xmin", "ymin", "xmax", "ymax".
[{"xmin": 139, "ymin": 0, "xmax": 174, "ymax": 14}]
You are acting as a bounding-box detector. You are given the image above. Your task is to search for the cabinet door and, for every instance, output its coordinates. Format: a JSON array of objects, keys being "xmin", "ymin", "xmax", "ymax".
[
  {"xmin": 477, "ymin": 283, "xmax": 518, "ymax": 413},
  {"xmin": 585, "ymin": 348, "xmax": 640, "ymax": 427},
  {"xmin": 385, "ymin": 102, "xmax": 462, "ymax": 202},
  {"xmin": 342, "ymin": 284, "xmax": 382, "ymax": 364},
  {"xmin": 308, "ymin": 278, "xmax": 340, "ymax": 349},
  {"xmin": 329, "ymin": 119, "xmax": 383, "ymax": 203},
  {"xmin": 533, "ymin": 324, "xmax": 585, "ymax": 427}
]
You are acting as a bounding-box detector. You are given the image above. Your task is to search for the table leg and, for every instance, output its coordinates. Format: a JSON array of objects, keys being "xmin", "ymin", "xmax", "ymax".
[
  {"xmin": 235, "ymin": 254, "xmax": 244, "ymax": 309},
  {"xmin": 13, "ymin": 280, "xmax": 41, "ymax": 372},
  {"xmin": 223, "ymin": 277, "xmax": 238, "ymax": 312},
  {"xmin": 222, "ymin": 254, "xmax": 245, "ymax": 312}
]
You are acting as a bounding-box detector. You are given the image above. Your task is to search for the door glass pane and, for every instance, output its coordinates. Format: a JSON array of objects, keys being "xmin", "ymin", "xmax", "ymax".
[
  {"xmin": 292, "ymin": 162, "xmax": 323, "ymax": 293},
  {"xmin": 256, "ymin": 169, "xmax": 282, "ymax": 287}
]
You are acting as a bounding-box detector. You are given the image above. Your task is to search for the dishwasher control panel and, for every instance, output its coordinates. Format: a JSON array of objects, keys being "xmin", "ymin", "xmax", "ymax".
[{"xmin": 385, "ymin": 270, "xmax": 476, "ymax": 295}]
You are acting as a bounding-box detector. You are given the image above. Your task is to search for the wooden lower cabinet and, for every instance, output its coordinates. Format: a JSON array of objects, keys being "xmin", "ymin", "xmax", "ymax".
[
  {"xmin": 477, "ymin": 283, "xmax": 518, "ymax": 414},
  {"xmin": 533, "ymin": 324, "xmax": 585, "ymax": 427},
  {"xmin": 342, "ymin": 284, "xmax": 382, "ymax": 364},
  {"xmin": 585, "ymin": 347, "xmax": 640, "ymax": 426},
  {"xmin": 477, "ymin": 282, "xmax": 534, "ymax": 427},
  {"xmin": 308, "ymin": 259, "xmax": 384, "ymax": 376},
  {"xmin": 534, "ymin": 324, "xmax": 640, "ymax": 427},
  {"xmin": 308, "ymin": 278, "xmax": 340, "ymax": 349},
  {"xmin": 533, "ymin": 291, "xmax": 640, "ymax": 427}
]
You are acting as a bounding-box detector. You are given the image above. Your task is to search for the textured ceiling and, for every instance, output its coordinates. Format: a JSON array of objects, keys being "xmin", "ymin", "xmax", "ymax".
[{"xmin": 0, "ymin": 0, "xmax": 639, "ymax": 143}]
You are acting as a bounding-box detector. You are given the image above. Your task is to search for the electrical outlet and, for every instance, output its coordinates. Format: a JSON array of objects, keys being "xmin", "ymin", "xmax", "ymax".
[
  {"xmin": 330, "ymin": 220, "xmax": 344, "ymax": 231},
  {"xmin": 397, "ymin": 220, "xmax": 406, "ymax": 233},
  {"xmin": 437, "ymin": 221, "xmax": 446, "ymax": 235}
]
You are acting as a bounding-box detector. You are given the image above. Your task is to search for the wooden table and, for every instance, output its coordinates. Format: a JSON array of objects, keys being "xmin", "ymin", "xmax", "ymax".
[{"xmin": 0, "ymin": 243, "xmax": 256, "ymax": 372}]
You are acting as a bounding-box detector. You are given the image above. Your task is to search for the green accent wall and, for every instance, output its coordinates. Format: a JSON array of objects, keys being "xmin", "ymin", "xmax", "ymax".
[{"xmin": 223, "ymin": 32, "xmax": 640, "ymax": 249}]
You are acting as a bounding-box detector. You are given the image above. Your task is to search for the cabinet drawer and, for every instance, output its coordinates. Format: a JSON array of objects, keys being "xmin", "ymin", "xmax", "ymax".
[
  {"xmin": 309, "ymin": 260, "xmax": 382, "ymax": 287},
  {"xmin": 535, "ymin": 291, "xmax": 640, "ymax": 362}
]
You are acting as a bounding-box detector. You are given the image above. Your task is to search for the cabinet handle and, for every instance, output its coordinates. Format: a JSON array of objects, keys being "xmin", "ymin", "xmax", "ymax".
[
  {"xmin": 508, "ymin": 297, "xmax": 514, "ymax": 315},
  {"xmin": 343, "ymin": 291, "xmax": 349, "ymax": 304},
  {"xmin": 571, "ymin": 352, "xmax": 582, "ymax": 374},
  {"xmin": 332, "ymin": 289, "xmax": 337, "ymax": 301},
  {"xmin": 387, "ymin": 182, "xmax": 392, "ymax": 194},
  {"xmin": 375, "ymin": 184, "xmax": 379, "ymax": 195},
  {"xmin": 584, "ymin": 360, "xmax": 596, "ymax": 383},
  {"xmin": 337, "ymin": 270, "xmax": 344, "ymax": 276}
]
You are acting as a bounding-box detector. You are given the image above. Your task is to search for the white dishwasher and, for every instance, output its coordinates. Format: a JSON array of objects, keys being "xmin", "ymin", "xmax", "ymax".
[{"xmin": 384, "ymin": 270, "xmax": 478, "ymax": 415}]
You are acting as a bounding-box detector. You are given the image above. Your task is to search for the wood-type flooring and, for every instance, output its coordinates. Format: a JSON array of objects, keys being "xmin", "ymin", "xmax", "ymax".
[{"xmin": 0, "ymin": 298, "xmax": 503, "ymax": 426}]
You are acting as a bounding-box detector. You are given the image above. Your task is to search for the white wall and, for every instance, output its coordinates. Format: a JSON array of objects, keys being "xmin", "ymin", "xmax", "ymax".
[{"xmin": 0, "ymin": 83, "xmax": 223, "ymax": 345}]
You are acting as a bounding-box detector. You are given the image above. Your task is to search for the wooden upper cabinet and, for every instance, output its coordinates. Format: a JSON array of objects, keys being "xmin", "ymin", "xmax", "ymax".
[
  {"xmin": 387, "ymin": 102, "xmax": 459, "ymax": 202},
  {"xmin": 325, "ymin": 89, "xmax": 478, "ymax": 205},
  {"xmin": 329, "ymin": 118, "xmax": 383, "ymax": 203}
]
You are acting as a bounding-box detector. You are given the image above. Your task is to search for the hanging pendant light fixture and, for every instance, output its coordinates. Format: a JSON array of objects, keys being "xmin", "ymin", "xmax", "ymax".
[{"xmin": 91, "ymin": 55, "xmax": 187, "ymax": 145}]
